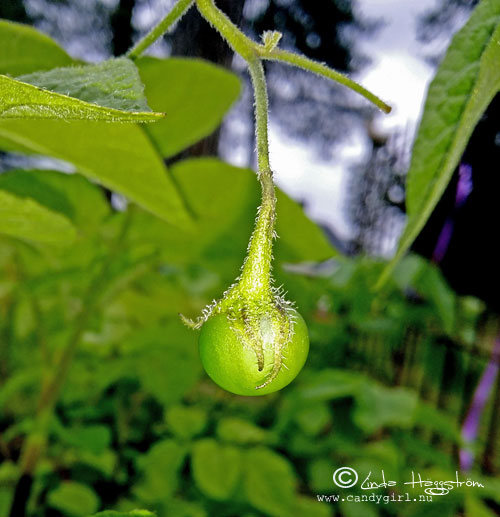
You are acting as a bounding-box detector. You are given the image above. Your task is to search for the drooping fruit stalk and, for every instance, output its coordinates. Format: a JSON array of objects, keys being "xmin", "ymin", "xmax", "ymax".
[
  {"xmin": 176, "ymin": 0, "xmax": 390, "ymax": 395},
  {"xmin": 182, "ymin": 54, "xmax": 307, "ymax": 394}
]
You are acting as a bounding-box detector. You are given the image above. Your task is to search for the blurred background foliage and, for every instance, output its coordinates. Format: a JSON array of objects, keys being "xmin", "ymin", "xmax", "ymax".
[{"xmin": 0, "ymin": 1, "xmax": 500, "ymax": 517}]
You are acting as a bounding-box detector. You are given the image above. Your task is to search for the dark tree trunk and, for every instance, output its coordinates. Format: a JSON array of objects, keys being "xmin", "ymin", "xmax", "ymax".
[
  {"xmin": 0, "ymin": 0, "xmax": 30, "ymax": 24},
  {"xmin": 171, "ymin": 0, "xmax": 243, "ymax": 66},
  {"xmin": 110, "ymin": 0, "xmax": 135, "ymax": 56}
]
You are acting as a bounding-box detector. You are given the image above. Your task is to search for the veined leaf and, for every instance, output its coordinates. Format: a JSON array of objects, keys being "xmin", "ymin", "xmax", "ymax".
[
  {"xmin": 0, "ymin": 121, "xmax": 192, "ymax": 228},
  {"xmin": 0, "ymin": 170, "xmax": 75, "ymax": 221},
  {"xmin": 378, "ymin": 0, "xmax": 500, "ymax": 287},
  {"xmin": 47, "ymin": 482, "xmax": 99, "ymax": 517},
  {"xmin": 1, "ymin": 58, "xmax": 163, "ymax": 122},
  {"xmin": 191, "ymin": 438, "xmax": 241, "ymax": 501},
  {"xmin": 0, "ymin": 169, "xmax": 111, "ymax": 233},
  {"xmin": 0, "ymin": 189, "xmax": 76, "ymax": 244},
  {"xmin": 123, "ymin": 158, "xmax": 335, "ymax": 273},
  {"xmin": 353, "ymin": 384, "xmax": 418, "ymax": 433},
  {"xmin": 134, "ymin": 439, "xmax": 188, "ymax": 503},
  {"xmin": 19, "ymin": 58, "xmax": 157, "ymax": 113},
  {"xmin": 138, "ymin": 57, "xmax": 241, "ymax": 157},
  {"xmin": 243, "ymin": 447, "xmax": 296, "ymax": 517},
  {"xmin": 165, "ymin": 405, "xmax": 207, "ymax": 440},
  {"xmin": 0, "ymin": 19, "xmax": 72, "ymax": 75}
]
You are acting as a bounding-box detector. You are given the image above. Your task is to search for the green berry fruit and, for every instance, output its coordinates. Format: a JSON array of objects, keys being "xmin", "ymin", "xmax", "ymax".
[{"xmin": 199, "ymin": 308, "xmax": 309, "ymax": 396}]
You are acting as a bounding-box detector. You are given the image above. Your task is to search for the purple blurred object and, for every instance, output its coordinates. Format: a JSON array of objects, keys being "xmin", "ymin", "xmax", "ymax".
[
  {"xmin": 455, "ymin": 163, "xmax": 473, "ymax": 207},
  {"xmin": 432, "ymin": 163, "xmax": 473, "ymax": 264},
  {"xmin": 432, "ymin": 219, "xmax": 454, "ymax": 264},
  {"xmin": 460, "ymin": 336, "xmax": 500, "ymax": 471},
  {"xmin": 428, "ymin": 161, "xmax": 498, "ymax": 473}
]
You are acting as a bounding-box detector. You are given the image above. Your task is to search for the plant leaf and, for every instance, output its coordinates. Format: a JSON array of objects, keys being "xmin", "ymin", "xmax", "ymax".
[
  {"xmin": 138, "ymin": 57, "xmax": 241, "ymax": 157},
  {"xmin": 216, "ymin": 417, "xmax": 269, "ymax": 445},
  {"xmin": 191, "ymin": 438, "xmax": 241, "ymax": 501},
  {"xmin": 174, "ymin": 157, "xmax": 336, "ymax": 265},
  {"xmin": 47, "ymin": 482, "xmax": 99, "ymax": 517},
  {"xmin": 297, "ymin": 369, "xmax": 364, "ymax": 401},
  {"xmin": 0, "ymin": 169, "xmax": 111, "ymax": 234},
  {"xmin": 0, "ymin": 121, "xmax": 192, "ymax": 228},
  {"xmin": 296, "ymin": 496, "xmax": 332, "ymax": 517},
  {"xmin": 0, "ymin": 170, "xmax": 75, "ymax": 220},
  {"xmin": 20, "ymin": 58, "xmax": 155, "ymax": 113},
  {"xmin": 1, "ymin": 58, "xmax": 163, "ymax": 122},
  {"xmin": 123, "ymin": 158, "xmax": 335, "ymax": 273},
  {"xmin": 165, "ymin": 405, "xmax": 207, "ymax": 440},
  {"xmin": 242, "ymin": 447, "xmax": 296, "ymax": 517},
  {"xmin": 378, "ymin": 0, "xmax": 500, "ymax": 287},
  {"xmin": 353, "ymin": 384, "xmax": 418, "ymax": 433},
  {"xmin": 124, "ymin": 322, "xmax": 202, "ymax": 406},
  {"xmin": 134, "ymin": 439, "xmax": 188, "ymax": 503},
  {"xmin": 53, "ymin": 423, "xmax": 111, "ymax": 455},
  {"xmin": 0, "ymin": 189, "xmax": 76, "ymax": 244},
  {"xmin": 0, "ymin": 19, "xmax": 72, "ymax": 75}
]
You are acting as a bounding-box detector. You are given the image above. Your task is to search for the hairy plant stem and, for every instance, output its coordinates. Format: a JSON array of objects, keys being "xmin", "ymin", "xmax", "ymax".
[
  {"xmin": 193, "ymin": 0, "xmax": 392, "ymax": 299},
  {"xmin": 9, "ymin": 213, "xmax": 132, "ymax": 517},
  {"xmin": 193, "ymin": 0, "xmax": 278, "ymax": 299},
  {"xmin": 128, "ymin": 0, "xmax": 391, "ymax": 112},
  {"xmin": 237, "ymin": 58, "xmax": 275, "ymax": 298},
  {"xmin": 127, "ymin": 0, "xmax": 194, "ymax": 59},
  {"xmin": 257, "ymin": 48, "xmax": 392, "ymax": 114}
]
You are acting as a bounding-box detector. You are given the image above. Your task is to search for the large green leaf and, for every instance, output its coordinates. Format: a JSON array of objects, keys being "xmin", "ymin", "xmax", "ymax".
[
  {"xmin": 134, "ymin": 439, "xmax": 188, "ymax": 503},
  {"xmin": 340, "ymin": 500, "xmax": 378, "ymax": 517},
  {"xmin": 275, "ymin": 185, "xmax": 337, "ymax": 263},
  {"xmin": 54, "ymin": 423, "xmax": 111, "ymax": 455},
  {"xmin": 0, "ymin": 20, "xmax": 72, "ymax": 75},
  {"xmin": 296, "ymin": 496, "xmax": 332, "ymax": 517},
  {"xmin": 138, "ymin": 57, "xmax": 241, "ymax": 157},
  {"xmin": 191, "ymin": 438, "xmax": 241, "ymax": 501},
  {"xmin": 0, "ymin": 170, "xmax": 74, "ymax": 219},
  {"xmin": 179, "ymin": 157, "xmax": 330, "ymax": 258},
  {"xmin": 19, "ymin": 58, "xmax": 151, "ymax": 113},
  {"xmin": 123, "ymin": 158, "xmax": 335, "ymax": 277},
  {"xmin": 47, "ymin": 482, "xmax": 99, "ymax": 517},
  {"xmin": 0, "ymin": 121, "xmax": 192, "ymax": 227},
  {"xmin": 296, "ymin": 369, "xmax": 364, "ymax": 401},
  {"xmin": 414, "ymin": 403, "xmax": 461, "ymax": 443},
  {"xmin": 163, "ymin": 499, "xmax": 207, "ymax": 517},
  {"xmin": 353, "ymin": 384, "xmax": 418, "ymax": 433},
  {"xmin": 0, "ymin": 169, "xmax": 110, "ymax": 233},
  {"xmin": 165, "ymin": 405, "xmax": 207, "ymax": 440},
  {"xmin": 0, "ymin": 489, "xmax": 12, "ymax": 517},
  {"xmin": 0, "ymin": 189, "xmax": 76, "ymax": 244},
  {"xmin": 293, "ymin": 403, "xmax": 331, "ymax": 436},
  {"xmin": 216, "ymin": 417, "xmax": 269, "ymax": 445},
  {"xmin": 378, "ymin": 0, "xmax": 500, "ymax": 286},
  {"xmin": 465, "ymin": 496, "xmax": 499, "ymax": 517},
  {"xmin": 242, "ymin": 447, "xmax": 296, "ymax": 517},
  {"xmin": 123, "ymin": 322, "xmax": 202, "ymax": 406},
  {"xmin": 1, "ymin": 58, "xmax": 163, "ymax": 122},
  {"xmin": 417, "ymin": 264, "xmax": 456, "ymax": 334}
]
